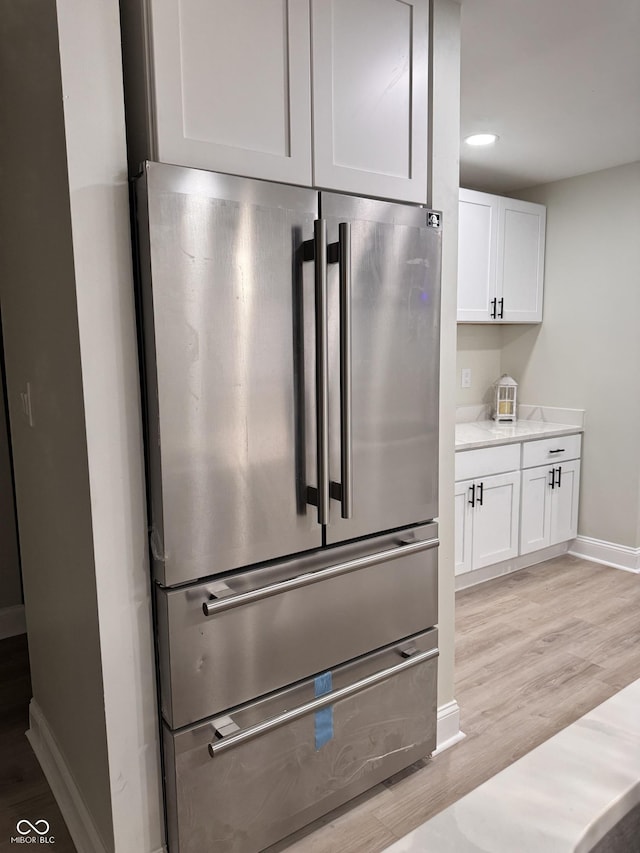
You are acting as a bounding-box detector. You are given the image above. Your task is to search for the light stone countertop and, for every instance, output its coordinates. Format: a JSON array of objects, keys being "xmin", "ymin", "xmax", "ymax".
[
  {"xmin": 383, "ymin": 678, "xmax": 640, "ymax": 853},
  {"xmin": 456, "ymin": 419, "xmax": 583, "ymax": 451}
]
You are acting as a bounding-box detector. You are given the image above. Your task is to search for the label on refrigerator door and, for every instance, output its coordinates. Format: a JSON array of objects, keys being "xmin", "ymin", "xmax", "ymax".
[{"xmin": 427, "ymin": 212, "xmax": 441, "ymax": 228}]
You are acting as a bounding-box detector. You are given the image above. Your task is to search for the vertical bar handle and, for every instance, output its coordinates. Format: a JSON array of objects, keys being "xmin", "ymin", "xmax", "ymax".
[
  {"xmin": 490, "ymin": 298, "xmax": 497, "ymax": 319},
  {"xmin": 498, "ymin": 298, "xmax": 504, "ymax": 319},
  {"xmin": 549, "ymin": 468, "xmax": 556, "ymax": 489},
  {"xmin": 555, "ymin": 466, "xmax": 562, "ymax": 488},
  {"xmin": 314, "ymin": 219, "xmax": 330, "ymax": 525},
  {"xmin": 477, "ymin": 481, "xmax": 484, "ymax": 506},
  {"xmin": 338, "ymin": 221, "xmax": 352, "ymax": 519},
  {"xmin": 468, "ymin": 484, "xmax": 476, "ymax": 507}
]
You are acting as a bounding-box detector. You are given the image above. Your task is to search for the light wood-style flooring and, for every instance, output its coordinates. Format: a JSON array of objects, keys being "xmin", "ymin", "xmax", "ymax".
[
  {"xmin": 1, "ymin": 555, "xmax": 639, "ymax": 853},
  {"xmin": 0, "ymin": 634, "xmax": 75, "ymax": 852}
]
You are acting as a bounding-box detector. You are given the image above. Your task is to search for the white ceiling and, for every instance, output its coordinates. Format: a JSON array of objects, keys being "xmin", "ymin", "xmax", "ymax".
[{"xmin": 459, "ymin": 0, "xmax": 640, "ymax": 193}]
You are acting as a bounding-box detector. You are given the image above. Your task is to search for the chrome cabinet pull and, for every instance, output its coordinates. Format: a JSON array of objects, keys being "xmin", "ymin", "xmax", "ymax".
[
  {"xmin": 202, "ymin": 537, "xmax": 439, "ymax": 616},
  {"xmin": 207, "ymin": 645, "xmax": 439, "ymax": 758}
]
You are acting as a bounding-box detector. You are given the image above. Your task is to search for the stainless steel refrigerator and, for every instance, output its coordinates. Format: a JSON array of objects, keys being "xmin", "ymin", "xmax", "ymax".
[{"xmin": 134, "ymin": 162, "xmax": 442, "ymax": 853}]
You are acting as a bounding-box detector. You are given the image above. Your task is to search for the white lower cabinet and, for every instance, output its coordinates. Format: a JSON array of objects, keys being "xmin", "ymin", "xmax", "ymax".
[
  {"xmin": 455, "ymin": 432, "xmax": 582, "ymax": 581},
  {"xmin": 455, "ymin": 472, "xmax": 520, "ymax": 576},
  {"xmin": 521, "ymin": 460, "xmax": 581, "ymax": 554}
]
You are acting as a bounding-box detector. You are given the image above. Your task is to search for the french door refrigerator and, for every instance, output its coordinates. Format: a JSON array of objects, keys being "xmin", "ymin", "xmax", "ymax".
[{"xmin": 134, "ymin": 162, "xmax": 442, "ymax": 853}]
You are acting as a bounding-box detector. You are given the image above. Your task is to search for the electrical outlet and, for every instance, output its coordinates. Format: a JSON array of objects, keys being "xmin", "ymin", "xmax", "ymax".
[{"xmin": 461, "ymin": 368, "xmax": 472, "ymax": 389}]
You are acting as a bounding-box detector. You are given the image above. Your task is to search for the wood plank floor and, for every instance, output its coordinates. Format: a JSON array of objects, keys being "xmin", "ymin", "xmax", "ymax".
[
  {"xmin": 1, "ymin": 555, "xmax": 639, "ymax": 852},
  {"xmin": 0, "ymin": 634, "xmax": 75, "ymax": 852}
]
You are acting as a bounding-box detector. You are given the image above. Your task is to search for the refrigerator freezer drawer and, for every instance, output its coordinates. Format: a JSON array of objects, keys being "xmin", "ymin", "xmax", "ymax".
[
  {"xmin": 157, "ymin": 525, "xmax": 438, "ymax": 728},
  {"xmin": 164, "ymin": 629, "xmax": 438, "ymax": 853}
]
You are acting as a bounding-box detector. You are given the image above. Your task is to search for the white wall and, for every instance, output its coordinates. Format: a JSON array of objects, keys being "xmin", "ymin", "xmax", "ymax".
[
  {"xmin": 456, "ymin": 324, "xmax": 502, "ymax": 406},
  {"xmin": 432, "ymin": 0, "xmax": 461, "ymax": 719},
  {"xmin": 501, "ymin": 162, "xmax": 640, "ymax": 548},
  {"xmin": 0, "ymin": 1, "xmax": 164, "ymax": 851},
  {"xmin": 0, "ymin": 1, "xmax": 114, "ymax": 846},
  {"xmin": 55, "ymin": 1, "xmax": 165, "ymax": 851}
]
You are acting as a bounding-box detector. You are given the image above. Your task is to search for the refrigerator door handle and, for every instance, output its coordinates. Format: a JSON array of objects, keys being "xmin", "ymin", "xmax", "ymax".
[
  {"xmin": 206, "ymin": 645, "xmax": 439, "ymax": 758},
  {"xmin": 305, "ymin": 219, "xmax": 330, "ymax": 525},
  {"xmin": 202, "ymin": 536, "xmax": 439, "ymax": 616},
  {"xmin": 330, "ymin": 221, "xmax": 353, "ymax": 519}
]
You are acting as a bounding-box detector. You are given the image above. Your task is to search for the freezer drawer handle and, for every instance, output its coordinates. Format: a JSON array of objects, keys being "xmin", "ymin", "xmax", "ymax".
[
  {"xmin": 304, "ymin": 219, "xmax": 330, "ymax": 525},
  {"xmin": 202, "ymin": 536, "xmax": 439, "ymax": 616},
  {"xmin": 206, "ymin": 645, "xmax": 439, "ymax": 758}
]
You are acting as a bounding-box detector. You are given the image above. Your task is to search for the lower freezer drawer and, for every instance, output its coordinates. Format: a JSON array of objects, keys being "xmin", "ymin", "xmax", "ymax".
[{"xmin": 164, "ymin": 629, "xmax": 438, "ymax": 853}]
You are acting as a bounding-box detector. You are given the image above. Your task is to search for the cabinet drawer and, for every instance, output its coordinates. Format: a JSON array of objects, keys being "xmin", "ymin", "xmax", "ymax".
[
  {"xmin": 164, "ymin": 629, "xmax": 438, "ymax": 853},
  {"xmin": 522, "ymin": 433, "xmax": 582, "ymax": 469},
  {"xmin": 455, "ymin": 443, "xmax": 520, "ymax": 481},
  {"xmin": 157, "ymin": 525, "xmax": 438, "ymax": 729}
]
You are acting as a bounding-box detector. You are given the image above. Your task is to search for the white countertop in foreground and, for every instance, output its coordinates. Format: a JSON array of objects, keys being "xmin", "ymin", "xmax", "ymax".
[
  {"xmin": 384, "ymin": 678, "xmax": 640, "ymax": 853},
  {"xmin": 456, "ymin": 420, "xmax": 583, "ymax": 451}
]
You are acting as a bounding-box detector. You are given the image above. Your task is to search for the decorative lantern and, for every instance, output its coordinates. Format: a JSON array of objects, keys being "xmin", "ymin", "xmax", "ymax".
[{"xmin": 492, "ymin": 374, "xmax": 518, "ymax": 422}]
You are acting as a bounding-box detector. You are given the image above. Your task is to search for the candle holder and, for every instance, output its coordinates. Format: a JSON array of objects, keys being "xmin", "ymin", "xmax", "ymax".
[{"xmin": 492, "ymin": 374, "xmax": 518, "ymax": 422}]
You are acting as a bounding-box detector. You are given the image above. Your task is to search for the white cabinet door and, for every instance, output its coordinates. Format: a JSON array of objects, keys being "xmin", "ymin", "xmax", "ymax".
[
  {"xmin": 521, "ymin": 459, "xmax": 580, "ymax": 554},
  {"xmin": 457, "ymin": 189, "xmax": 498, "ymax": 322},
  {"xmin": 520, "ymin": 465, "xmax": 553, "ymax": 555},
  {"xmin": 311, "ymin": 0, "xmax": 429, "ymax": 202},
  {"xmin": 472, "ymin": 471, "xmax": 520, "ymax": 570},
  {"xmin": 550, "ymin": 460, "xmax": 580, "ymax": 545},
  {"xmin": 149, "ymin": 0, "xmax": 313, "ymax": 184},
  {"xmin": 497, "ymin": 197, "xmax": 546, "ymax": 322},
  {"xmin": 454, "ymin": 479, "xmax": 474, "ymax": 576}
]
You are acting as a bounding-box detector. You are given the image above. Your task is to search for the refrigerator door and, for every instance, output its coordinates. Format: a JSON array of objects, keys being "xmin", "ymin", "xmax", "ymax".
[
  {"xmin": 137, "ymin": 164, "xmax": 322, "ymax": 586},
  {"xmin": 321, "ymin": 193, "xmax": 441, "ymax": 544}
]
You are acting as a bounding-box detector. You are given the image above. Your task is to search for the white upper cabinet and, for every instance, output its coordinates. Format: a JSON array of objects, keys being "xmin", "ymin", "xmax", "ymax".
[
  {"xmin": 457, "ymin": 189, "xmax": 546, "ymax": 323},
  {"xmin": 121, "ymin": 0, "xmax": 429, "ymax": 201},
  {"xmin": 311, "ymin": 0, "xmax": 429, "ymax": 202},
  {"xmin": 457, "ymin": 190, "xmax": 498, "ymax": 322},
  {"xmin": 497, "ymin": 197, "xmax": 546, "ymax": 322},
  {"xmin": 131, "ymin": 0, "xmax": 313, "ymax": 185}
]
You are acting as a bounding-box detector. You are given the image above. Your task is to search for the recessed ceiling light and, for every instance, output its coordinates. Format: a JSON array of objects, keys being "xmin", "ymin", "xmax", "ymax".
[{"xmin": 465, "ymin": 133, "xmax": 499, "ymax": 146}]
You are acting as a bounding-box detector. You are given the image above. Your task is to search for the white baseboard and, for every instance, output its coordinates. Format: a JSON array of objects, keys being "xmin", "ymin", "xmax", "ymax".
[
  {"xmin": 27, "ymin": 700, "xmax": 111, "ymax": 853},
  {"xmin": 569, "ymin": 536, "xmax": 640, "ymax": 573},
  {"xmin": 0, "ymin": 604, "xmax": 26, "ymax": 639},
  {"xmin": 455, "ymin": 542, "xmax": 569, "ymax": 591},
  {"xmin": 434, "ymin": 700, "xmax": 465, "ymax": 755}
]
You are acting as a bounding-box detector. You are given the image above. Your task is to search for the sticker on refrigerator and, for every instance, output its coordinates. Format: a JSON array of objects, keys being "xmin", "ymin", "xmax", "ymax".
[
  {"xmin": 314, "ymin": 672, "xmax": 333, "ymax": 750},
  {"xmin": 427, "ymin": 212, "xmax": 441, "ymax": 228}
]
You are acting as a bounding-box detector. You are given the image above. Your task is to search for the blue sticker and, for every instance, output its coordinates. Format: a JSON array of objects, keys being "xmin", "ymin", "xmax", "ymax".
[{"xmin": 314, "ymin": 672, "xmax": 333, "ymax": 750}]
